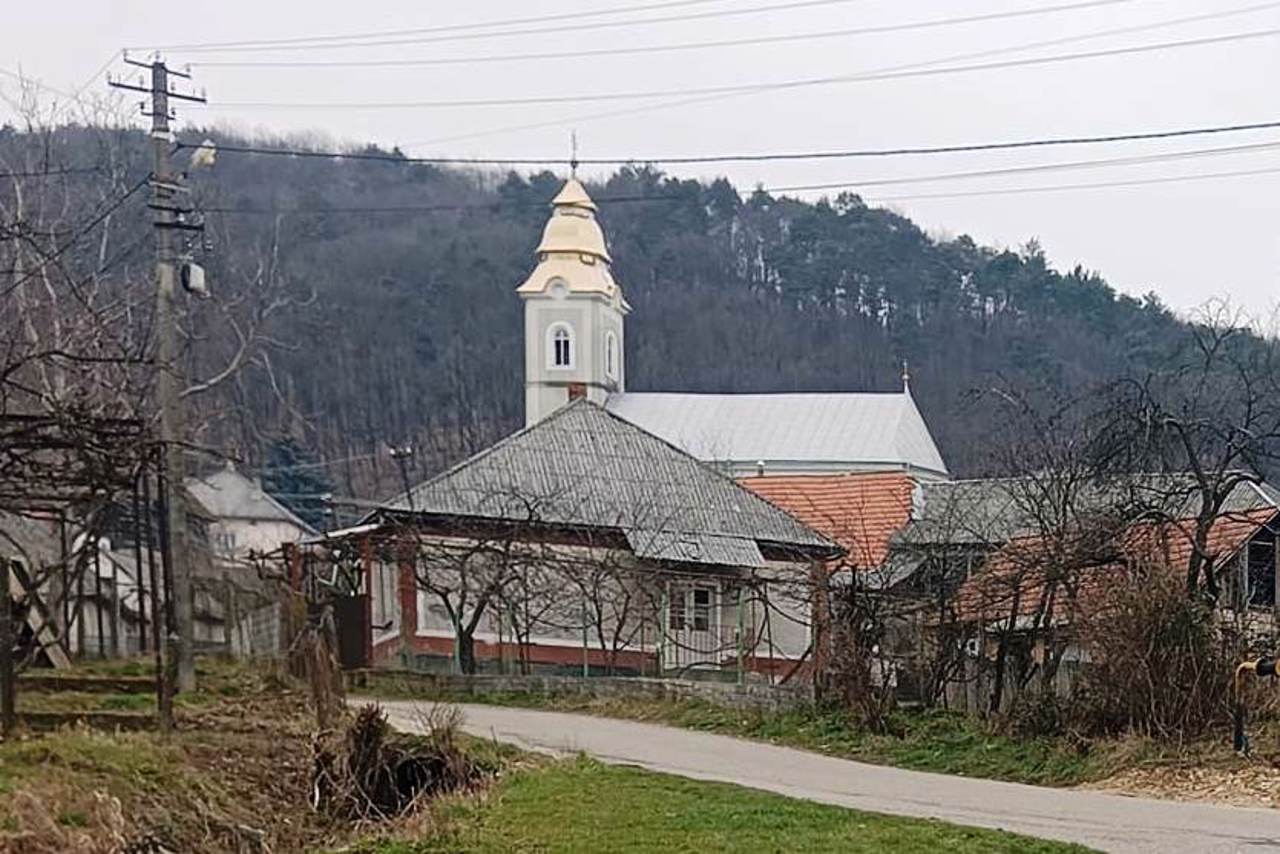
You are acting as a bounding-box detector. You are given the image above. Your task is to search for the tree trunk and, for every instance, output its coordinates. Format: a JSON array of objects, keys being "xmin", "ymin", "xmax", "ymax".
[{"xmin": 458, "ymin": 631, "xmax": 477, "ymax": 675}]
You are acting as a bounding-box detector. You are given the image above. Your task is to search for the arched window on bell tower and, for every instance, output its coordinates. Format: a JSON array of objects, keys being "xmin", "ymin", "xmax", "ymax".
[
  {"xmin": 547, "ymin": 323, "xmax": 574, "ymax": 369},
  {"xmin": 605, "ymin": 330, "xmax": 619, "ymax": 381}
]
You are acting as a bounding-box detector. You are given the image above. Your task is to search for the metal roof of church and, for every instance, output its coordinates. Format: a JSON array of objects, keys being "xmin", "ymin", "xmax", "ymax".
[
  {"xmin": 380, "ymin": 399, "xmax": 836, "ymax": 567},
  {"xmin": 604, "ymin": 391, "xmax": 948, "ymax": 478}
]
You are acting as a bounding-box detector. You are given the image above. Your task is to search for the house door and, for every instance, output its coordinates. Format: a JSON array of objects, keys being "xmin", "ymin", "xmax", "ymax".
[{"xmin": 661, "ymin": 582, "xmax": 719, "ymax": 674}]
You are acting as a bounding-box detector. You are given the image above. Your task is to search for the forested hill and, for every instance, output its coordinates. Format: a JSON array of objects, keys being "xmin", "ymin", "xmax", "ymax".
[{"xmin": 6, "ymin": 127, "xmax": 1193, "ymax": 498}]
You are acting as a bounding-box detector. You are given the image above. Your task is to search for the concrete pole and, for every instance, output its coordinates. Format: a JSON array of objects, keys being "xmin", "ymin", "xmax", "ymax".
[{"xmin": 147, "ymin": 60, "xmax": 195, "ymax": 692}]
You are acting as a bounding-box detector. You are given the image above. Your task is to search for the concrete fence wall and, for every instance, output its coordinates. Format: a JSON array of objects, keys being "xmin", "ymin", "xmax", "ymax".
[{"xmin": 345, "ymin": 668, "xmax": 813, "ymax": 713}]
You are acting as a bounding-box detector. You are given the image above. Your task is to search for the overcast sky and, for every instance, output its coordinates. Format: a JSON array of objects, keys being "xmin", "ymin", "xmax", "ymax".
[{"xmin": 4, "ymin": 0, "xmax": 1279, "ymax": 318}]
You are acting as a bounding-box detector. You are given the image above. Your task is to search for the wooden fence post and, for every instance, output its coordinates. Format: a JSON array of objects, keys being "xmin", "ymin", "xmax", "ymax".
[{"xmin": 0, "ymin": 560, "xmax": 15, "ymax": 735}]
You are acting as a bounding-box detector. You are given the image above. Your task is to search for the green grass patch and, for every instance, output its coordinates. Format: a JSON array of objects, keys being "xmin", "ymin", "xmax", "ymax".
[
  {"xmin": 0, "ymin": 727, "xmax": 185, "ymax": 796},
  {"xmin": 362, "ymin": 757, "xmax": 1092, "ymax": 853}
]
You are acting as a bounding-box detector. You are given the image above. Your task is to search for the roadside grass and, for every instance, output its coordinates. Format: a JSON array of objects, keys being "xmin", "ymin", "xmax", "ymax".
[
  {"xmin": 0, "ymin": 662, "xmax": 1096, "ymax": 853},
  {"xmin": 0, "ymin": 659, "xmax": 337, "ymax": 853},
  {"xmin": 13, "ymin": 657, "xmax": 280, "ymax": 716},
  {"xmin": 358, "ymin": 756, "xmax": 1094, "ymax": 854},
  {"xmin": 351, "ymin": 680, "xmax": 1116, "ymax": 787}
]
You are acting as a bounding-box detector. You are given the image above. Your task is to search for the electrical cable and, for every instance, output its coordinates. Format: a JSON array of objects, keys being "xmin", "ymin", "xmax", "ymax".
[
  {"xmin": 1, "ymin": 176, "xmax": 149, "ymax": 298},
  {"xmin": 139, "ymin": 0, "xmax": 870, "ymax": 53},
  {"xmin": 862, "ymin": 163, "xmax": 1280, "ymax": 202},
  {"xmin": 403, "ymin": 1, "xmax": 1280, "ymax": 146},
  {"xmin": 189, "ymin": 0, "xmax": 1145, "ymax": 69},
  {"xmin": 136, "ymin": 0, "xmax": 734, "ymax": 50},
  {"xmin": 195, "ymin": 26, "xmax": 1280, "ymax": 110},
  {"xmin": 763, "ymin": 138, "xmax": 1280, "ymax": 192},
  {"xmin": 179, "ymin": 117, "xmax": 1280, "ymax": 168},
  {"xmin": 201, "ymin": 157, "xmax": 1280, "ymax": 216},
  {"xmin": 0, "ymin": 165, "xmax": 108, "ymax": 179}
]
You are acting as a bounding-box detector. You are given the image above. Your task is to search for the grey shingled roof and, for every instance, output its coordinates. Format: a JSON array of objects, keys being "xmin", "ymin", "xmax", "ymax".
[
  {"xmin": 381, "ymin": 399, "xmax": 835, "ymax": 567},
  {"xmin": 899, "ymin": 472, "xmax": 1280, "ymax": 547},
  {"xmin": 604, "ymin": 391, "xmax": 947, "ymax": 477}
]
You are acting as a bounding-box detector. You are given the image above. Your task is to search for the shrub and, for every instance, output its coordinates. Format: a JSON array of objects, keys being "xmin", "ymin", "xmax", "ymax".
[
  {"xmin": 1073, "ymin": 567, "xmax": 1237, "ymax": 739},
  {"xmin": 311, "ymin": 703, "xmax": 482, "ymax": 821}
]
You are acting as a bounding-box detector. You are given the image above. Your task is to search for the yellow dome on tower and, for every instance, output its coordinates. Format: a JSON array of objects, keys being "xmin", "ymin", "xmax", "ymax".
[
  {"xmin": 533, "ymin": 178, "xmax": 611, "ymax": 264},
  {"xmin": 518, "ymin": 178, "xmax": 626, "ymax": 302}
]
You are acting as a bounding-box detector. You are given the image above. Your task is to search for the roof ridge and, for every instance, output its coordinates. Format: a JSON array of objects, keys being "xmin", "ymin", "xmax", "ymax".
[
  {"xmin": 385, "ymin": 398, "xmax": 593, "ymax": 511},
  {"xmin": 594, "ymin": 403, "xmax": 839, "ymax": 551}
]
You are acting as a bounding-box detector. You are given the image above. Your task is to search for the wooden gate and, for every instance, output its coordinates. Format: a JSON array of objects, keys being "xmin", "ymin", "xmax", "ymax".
[{"xmin": 333, "ymin": 593, "xmax": 370, "ymax": 670}]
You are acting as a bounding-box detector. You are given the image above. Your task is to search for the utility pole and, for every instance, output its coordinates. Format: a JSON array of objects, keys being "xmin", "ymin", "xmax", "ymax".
[
  {"xmin": 389, "ymin": 444, "xmax": 416, "ymax": 510},
  {"xmin": 110, "ymin": 56, "xmax": 206, "ymax": 693}
]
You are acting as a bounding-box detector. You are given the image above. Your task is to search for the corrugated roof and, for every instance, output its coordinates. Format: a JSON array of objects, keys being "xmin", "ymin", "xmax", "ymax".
[
  {"xmin": 739, "ymin": 472, "xmax": 915, "ymax": 569},
  {"xmin": 626, "ymin": 529, "xmax": 766, "ymax": 568},
  {"xmin": 903, "ymin": 473, "xmax": 1280, "ymax": 547},
  {"xmin": 604, "ymin": 391, "xmax": 948, "ymax": 476},
  {"xmin": 381, "ymin": 399, "xmax": 835, "ymax": 565},
  {"xmin": 184, "ymin": 465, "xmax": 314, "ymax": 531}
]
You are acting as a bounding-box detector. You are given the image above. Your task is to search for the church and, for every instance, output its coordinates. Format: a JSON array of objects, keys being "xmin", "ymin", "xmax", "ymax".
[
  {"xmin": 325, "ymin": 177, "xmax": 954, "ymax": 676},
  {"xmin": 518, "ymin": 178, "xmax": 949, "ymax": 484}
]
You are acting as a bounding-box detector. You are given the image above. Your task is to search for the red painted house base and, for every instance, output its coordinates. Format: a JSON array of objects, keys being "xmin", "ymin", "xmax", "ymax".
[{"xmin": 371, "ymin": 634, "xmax": 807, "ymax": 681}]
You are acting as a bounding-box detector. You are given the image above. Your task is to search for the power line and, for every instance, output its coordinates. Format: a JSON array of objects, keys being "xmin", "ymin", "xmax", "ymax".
[
  {"xmin": 189, "ymin": 0, "xmax": 1142, "ymax": 69},
  {"xmin": 179, "ymin": 118, "xmax": 1280, "ymax": 168},
  {"xmin": 194, "ymin": 26, "xmax": 1280, "ymax": 110},
  {"xmin": 251, "ymin": 452, "xmax": 385, "ymax": 474},
  {"xmin": 404, "ymin": 0, "xmax": 1280, "ymax": 146},
  {"xmin": 865, "ymin": 163, "xmax": 1280, "ymax": 202},
  {"xmin": 0, "ymin": 165, "xmax": 107, "ymax": 179},
  {"xmin": 143, "ymin": 0, "xmax": 869, "ymax": 54},
  {"xmin": 142, "ymin": 0, "xmax": 732, "ymax": 51},
  {"xmin": 204, "ymin": 192, "xmax": 681, "ymax": 215},
  {"xmin": 763, "ymin": 138, "xmax": 1280, "ymax": 193},
  {"xmin": 199, "ymin": 142, "xmax": 1280, "ymax": 217},
  {"xmin": 1, "ymin": 176, "xmax": 150, "ymax": 298}
]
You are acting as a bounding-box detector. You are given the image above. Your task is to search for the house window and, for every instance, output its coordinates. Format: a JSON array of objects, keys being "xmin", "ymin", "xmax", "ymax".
[
  {"xmin": 213, "ymin": 529, "xmax": 236, "ymax": 557},
  {"xmin": 1247, "ymin": 535, "xmax": 1276, "ymax": 608},
  {"xmin": 668, "ymin": 586, "xmax": 687, "ymax": 631},
  {"xmin": 547, "ymin": 323, "xmax": 574, "ymax": 369},
  {"xmin": 692, "ymin": 588, "xmax": 711, "ymax": 631},
  {"xmin": 605, "ymin": 331, "xmax": 618, "ymax": 380},
  {"xmin": 668, "ymin": 585, "xmax": 714, "ymax": 632}
]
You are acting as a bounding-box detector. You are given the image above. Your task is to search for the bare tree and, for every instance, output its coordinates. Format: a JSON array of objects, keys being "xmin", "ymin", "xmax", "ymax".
[{"xmin": 1103, "ymin": 300, "xmax": 1280, "ymax": 600}]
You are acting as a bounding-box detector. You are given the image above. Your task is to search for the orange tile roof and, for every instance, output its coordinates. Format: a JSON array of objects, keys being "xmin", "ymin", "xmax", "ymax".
[
  {"xmin": 954, "ymin": 508, "xmax": 1277, "ymax": 622},
  {"xmin": 738, "ymin": 472, "xmax": 916, "ymax": 569}
]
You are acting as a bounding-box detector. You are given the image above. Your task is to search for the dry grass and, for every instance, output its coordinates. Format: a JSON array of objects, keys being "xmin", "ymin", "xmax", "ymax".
[{"xmin": 0, "ymin": 659, "xmax": 343, "ymax": 853}]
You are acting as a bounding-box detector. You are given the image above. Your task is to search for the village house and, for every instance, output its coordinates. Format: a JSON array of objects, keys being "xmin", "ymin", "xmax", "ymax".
[
  {"xmin": 1, "ymin": 464, "xmax": 314, "ymax": 664},
  {"xmin": 355, "ymin": 398, "xmax": 840, "ymax": 675},
  {"xmin": 890, "ymin": 475, "xmax": 1280, "ymax": 710}
]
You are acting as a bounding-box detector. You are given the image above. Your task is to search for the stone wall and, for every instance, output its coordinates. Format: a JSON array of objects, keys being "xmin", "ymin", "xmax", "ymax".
[{"xmin": 345, "ymin": 668, "xmax": 812, "ymax": 713}]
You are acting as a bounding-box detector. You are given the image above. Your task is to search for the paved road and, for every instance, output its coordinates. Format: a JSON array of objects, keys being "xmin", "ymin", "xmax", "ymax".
[{"xmin": 376, "ymin": 699, "xmax": 1280, "ymax": 853}]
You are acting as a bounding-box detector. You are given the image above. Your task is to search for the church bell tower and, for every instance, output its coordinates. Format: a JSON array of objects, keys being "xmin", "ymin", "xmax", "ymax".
[{"xmin": 517, "ymin": 179, "xmax": 629, "ymax": 426}]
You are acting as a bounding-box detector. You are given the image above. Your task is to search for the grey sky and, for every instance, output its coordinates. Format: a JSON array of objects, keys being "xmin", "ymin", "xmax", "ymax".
[{"xmin": 4, "ymin": 0, "xmax": 1278, "ymax": 317}]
